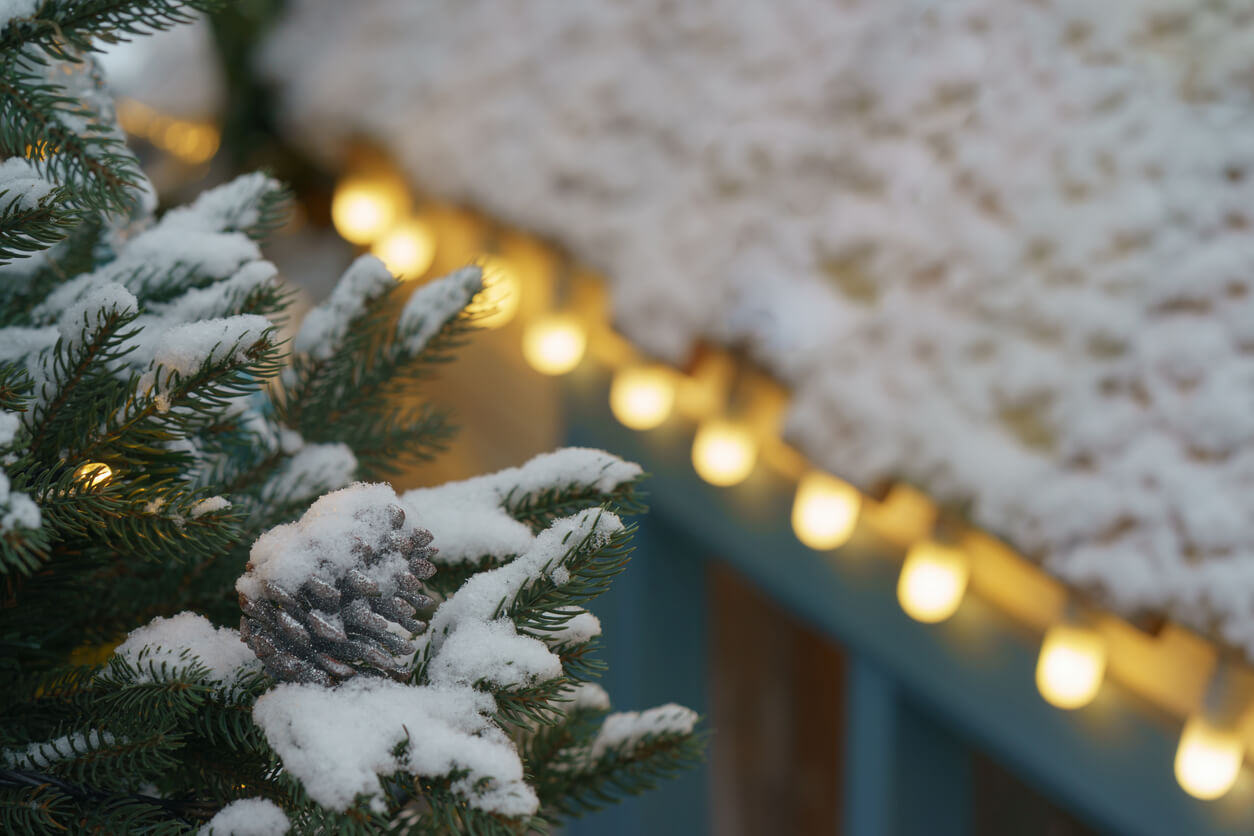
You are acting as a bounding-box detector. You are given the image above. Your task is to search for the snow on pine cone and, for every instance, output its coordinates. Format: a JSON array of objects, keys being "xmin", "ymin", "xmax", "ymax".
[{"xmin": 236, "ymin": 484, "xmax": 436, "ymax": 686}]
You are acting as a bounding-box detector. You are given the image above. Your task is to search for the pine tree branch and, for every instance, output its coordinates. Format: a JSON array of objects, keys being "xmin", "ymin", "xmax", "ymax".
[
  {"xmin": 503, "ymin": 478, "xmax": 646, "ymax": 533},
  {"xmin": 500, "ymin": 523, "xmax": 635, "ymax": 635},
  {"xmin": 24, "ymin": 304, "xmax": 139, "ymax": 463},
  {"xmin": 0, "ymin": 187, "xmax": 78, "ymax": 265},
  {"xmin": 0, "ymin": 213, "xmax": 103, "ymax": 328},
  {"xmin": 533, "ymin": 728, "xmax": 705, "ymax": 819},
  {"xmin": 0, "ymin": 0, "xmax": 223, "ymax": 60},
  {"xmin": 0, "ymin": 54, "xmax": 139, "ymax": 213}
]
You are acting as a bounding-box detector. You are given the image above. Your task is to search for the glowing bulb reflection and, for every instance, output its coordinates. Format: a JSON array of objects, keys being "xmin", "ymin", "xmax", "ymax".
[
  {"xmin": 74, "ymin": 462, "xmax": 113, "ymax": 489},
  {"xmin": 1175, "ymin": 716, "xmax": 1243, "ymax": 801},
  {"xmin": 1036, "ymin": 624, "xmax": 1105, "ymax": 710},
  {"xmin": 331, "ymin": 176, "xmax": 406, "ymax": 245},
  {"xmin": 792, "ymin": 472, "xmax": 861, "ymax": 551},
  {"xmin": 372, "ymin": 218, "xmax": 437, "ymax": 279},
  {"xmin": 897, "ymin": 541, "xmax": 968, "ymax": 623},
  {"xmin": 610, "ymin": 366, "xmax": 675, "ymax": 430},
  {"xmin": 523, "ymin": 314, "xmax": 586, "ymax": 375},
  {"xmin": 692, "ymin": 420, "xmax": 756, "ymax": 487}
]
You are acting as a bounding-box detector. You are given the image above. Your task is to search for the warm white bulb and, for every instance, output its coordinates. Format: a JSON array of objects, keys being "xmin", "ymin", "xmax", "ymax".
[
  {"xmin": 331, "ymin": 176, "xmax": 406, "ymax": 245},
  {"xmin": 1175, "ymin": 716, "xmax": 1243, "ymax": 801},
  {"xmin": 609, "ymin": 366, "xmax": 675, "ymax": 430},
  {"xmin": 74, "ymin": 462, "xmax": 113, "ymax": 489},
  {"xmin": 897, "ymin": 541, "xmax": 968, "ymax": 624},
  {"xmin": 371, "ymin": 218, "xmax": 437, "ymax": 279},
  {"xmin": 1036, "ymin": 624, "xmax": 1105, "ymax": 710},
  {"xmin": 476, "ymin": 256, "xmax": 522, "ymax": 328},
  {"xmin": 692, "ymin": 420, "xmax": 756, "ymax": 487},
  {"xmin": 523, "ymin": 314, "xmax": 586, "ymax": 375},
  {"xmin": 792, "ymin": 472, "xmax": 861, "ymax": 551}
]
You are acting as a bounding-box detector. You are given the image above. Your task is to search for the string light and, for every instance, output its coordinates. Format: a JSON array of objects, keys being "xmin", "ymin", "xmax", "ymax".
[
  {"xmin": 1175, "ymin": 716, "xmax": 1243, "ymax": 800},
  {"xmin": 476, "ymin": 256, "xmax": 522, "ymax": 328},
  {"xmin": 897, "ymin": 541, "xmax": 968, "ymax": 624},
  {"xmin": 610, "ymin": 366, "xmax": 676, "ymax": 430},
  {"xmin": 791, "ymin": 471, "xmax": 860, "ymax": 551},
  {"xmin": 1036, "ymin": 624, "xmax": 1106, "ymax": 710},
  {"xmin": 307, "ymin": 155, "xmax": 1249, "ymax": 798},
  {"xmin": 692, "ymin": 419, "xmax": 756, "ymax": 487},
  {"xmin": 73, "ymin": 462, "xmax": 113, "ymax": 489},
  {"xmin": 331, "ymin": 175, "xmax": 407, "ymax": 245},
  {"xmin": 372, "ymin": 217, "xmax": 437, "ymax": 279},
  {"xmin": 523, "ymin": 314, "xmax": 586, "ymax": 375},
  {"xmin": 115, "ymin": 99, "xmax": 219, "ymax": 165}
]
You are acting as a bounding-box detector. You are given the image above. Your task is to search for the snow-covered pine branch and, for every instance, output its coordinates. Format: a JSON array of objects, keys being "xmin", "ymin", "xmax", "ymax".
[
  {"xmin": 404, "ymin": 447, "xmax": 644, "ymax": 599},
  {"xmin": 279, "ymin": 260, "xmax": 483, "ymax": 479},
  {"xmin": 0, "ymin": 7, "xmax": 700, "ymax": 825}
]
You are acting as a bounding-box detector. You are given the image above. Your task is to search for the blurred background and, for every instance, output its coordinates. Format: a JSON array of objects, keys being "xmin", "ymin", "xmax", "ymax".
[{"xmin": 102, "ymin": 3, "xmax": 1254, "ymax": 834}]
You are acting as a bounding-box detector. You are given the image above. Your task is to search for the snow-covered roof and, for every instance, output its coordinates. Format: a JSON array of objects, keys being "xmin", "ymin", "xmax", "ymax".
[{"xmin": 260, "ymin": 2, "xmax": 1254, "ymax": 659}]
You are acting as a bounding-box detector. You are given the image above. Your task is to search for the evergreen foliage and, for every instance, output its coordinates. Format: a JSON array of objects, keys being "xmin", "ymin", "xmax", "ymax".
[{"xmin": 0, "ymin": 3, "xmax": 699, "ymax": 833}]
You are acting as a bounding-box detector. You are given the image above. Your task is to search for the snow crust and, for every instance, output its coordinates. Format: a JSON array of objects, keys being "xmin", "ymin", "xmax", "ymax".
[
  {"xmin": 420, "ymin": 508, "xmax": 622, "ymax": 659},
  {"xmin": 259, "ymin": 441, "xmax": 357, "ymax": 506},
  {"xmin": 426, "ymin": 618, "xmax": 562, "ymax": 689},
  {"xmin": 402, "ymin": 447, "xmax": 641, "ymax": 565},
  {"xmin": 0, "ymin": 0, "xmax": 38, "ymax": 28},
  {"xmin": 189, "ymin": 496, "xmax": 231, "ymax": 519},
  {"xmin": 589, "ymin": 704, "xmax": 699, "ymax": 760},
  {"xmin": 164, "ymin": 172, "xmax": 281, "ymax": 235},
  {"xmin": 200, "ymin": 798, "xmax": 290, "ymax": 836},
  {"xmin": 252, "ymin": 678, "xmax": 537, "ymax": 816},
  {"xmin": 56, "ymin": 282, "xmax": 137, "ymax": 348},
  {"xmin": 0, "ymin": 157, "xmax": 54, "ymax": 211},
  {"xmin": 143, "ymin": 260, "xmax": 277, "ymax": 326},
  {"xmin": 238, "ymin": 482, "xmax": 420, "ymax": 602},
  {"xmin": 114, "ymin": 612, "xmax": 262, "ymax": 693},
  {"xmin": 397, "ymin": 266, "xmax": 482, "ymax": 352},
  {"xmin": 2, "ymin": 730, "xmax": 116, "ymax": 771},
  {"xmin": 294, "ymin": 254, "xmax": 395, "ymax": 360},
  {"xmin": 0, "ymin": 412, "xmax": 19, "ymax": 447},
  {"xmin": 544, "ymin": 608, "xmax": 602, "ymax": 646},
  {"xmin": 569, "ymin": 681, "xmax": 611, "ymax": 713},
  {"xmin": 0, "ymin": 471, "xmax": 39, "ymax": 532},
  {"xmin": 262, "ymin": 0, "xmax": 1254, "ymax": 657}
]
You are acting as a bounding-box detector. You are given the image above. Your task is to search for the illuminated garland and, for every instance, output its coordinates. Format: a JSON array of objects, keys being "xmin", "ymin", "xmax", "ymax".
[{"xmin": 119, "ymin": 116, "xmax": 1251, "ymax": 803}]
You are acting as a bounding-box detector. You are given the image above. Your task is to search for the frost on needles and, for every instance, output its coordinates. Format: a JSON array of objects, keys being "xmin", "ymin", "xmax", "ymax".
[{"xmin": 0, "ymin": 4, "xmax": 699, "ymax": 832}]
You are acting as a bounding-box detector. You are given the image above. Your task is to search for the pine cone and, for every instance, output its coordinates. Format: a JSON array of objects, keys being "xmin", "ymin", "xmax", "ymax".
[{"xmin": 239, "ymin": 502, "xmax": 437, "ymax": 686}]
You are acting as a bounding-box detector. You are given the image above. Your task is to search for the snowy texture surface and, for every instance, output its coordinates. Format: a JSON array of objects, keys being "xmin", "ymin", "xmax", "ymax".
[
  {"xmin": 189, "ymin": 496, "xmax": 231, "ymax": 519},
  {"xmin": 589, "ymin": 704, "xmax": 699, "ymax": 760},
  {"xmin": 0, "ymin": 0, "xmax": 39, "ymax": 29},
  {"xmin": 56, "ymin": 282, "xmax": 137, "ymax": 348},
  {"xmin": 397, "ymin": 265, "xmax": 482, "ymax": 352},
  {"xmin": 238, "ymin": 482, "xmax": 422, "ymax": 602},
  {"xmin": 402, "ymin": 447, "xmax": 641, "ymax": 564},
  {"xmin": 0, "ymin": 470, "xmax": 40, "ymax": 532},
  {"xmin": 259, "ymin": 441, "xmax": 357, "ymax": 507},
  {"xmin": 114, "ymin": 612, "xmax": 261, "ymax": 693},
  {"xmin": 545, "ymin": 607, "xmax": 603, "ymax": 646},
  {"xmin": 0, "ymin": 157, "xmax": 55, "ymax": 210},
  {"xmin": 294, "ymin": 255, "xmax": 395, "ymax": 360},
  {"xmin": 263, "ymin": 0, "xmax": 1254, "ymax": 656},
  {"xmin": 420, "ymin": 508, "xmax": 623, "ymax": 660},
  {"xmin": 2, "ymin": 730, "xmax": 116, "ymax": 770},
  {"xmin": 0, "ymin": 411, "xmax": 19, "ymax": 447},
  {"xmin": 200, "ymin": 798, "xmax": 289, "ymax": 836},
  {"xmin": 426, "ymin": 618, "xmax": 561, "ymax": 689},
  {"xmin": 253, "ymin": 678, "xmax": 537, "ymax": 815}
]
